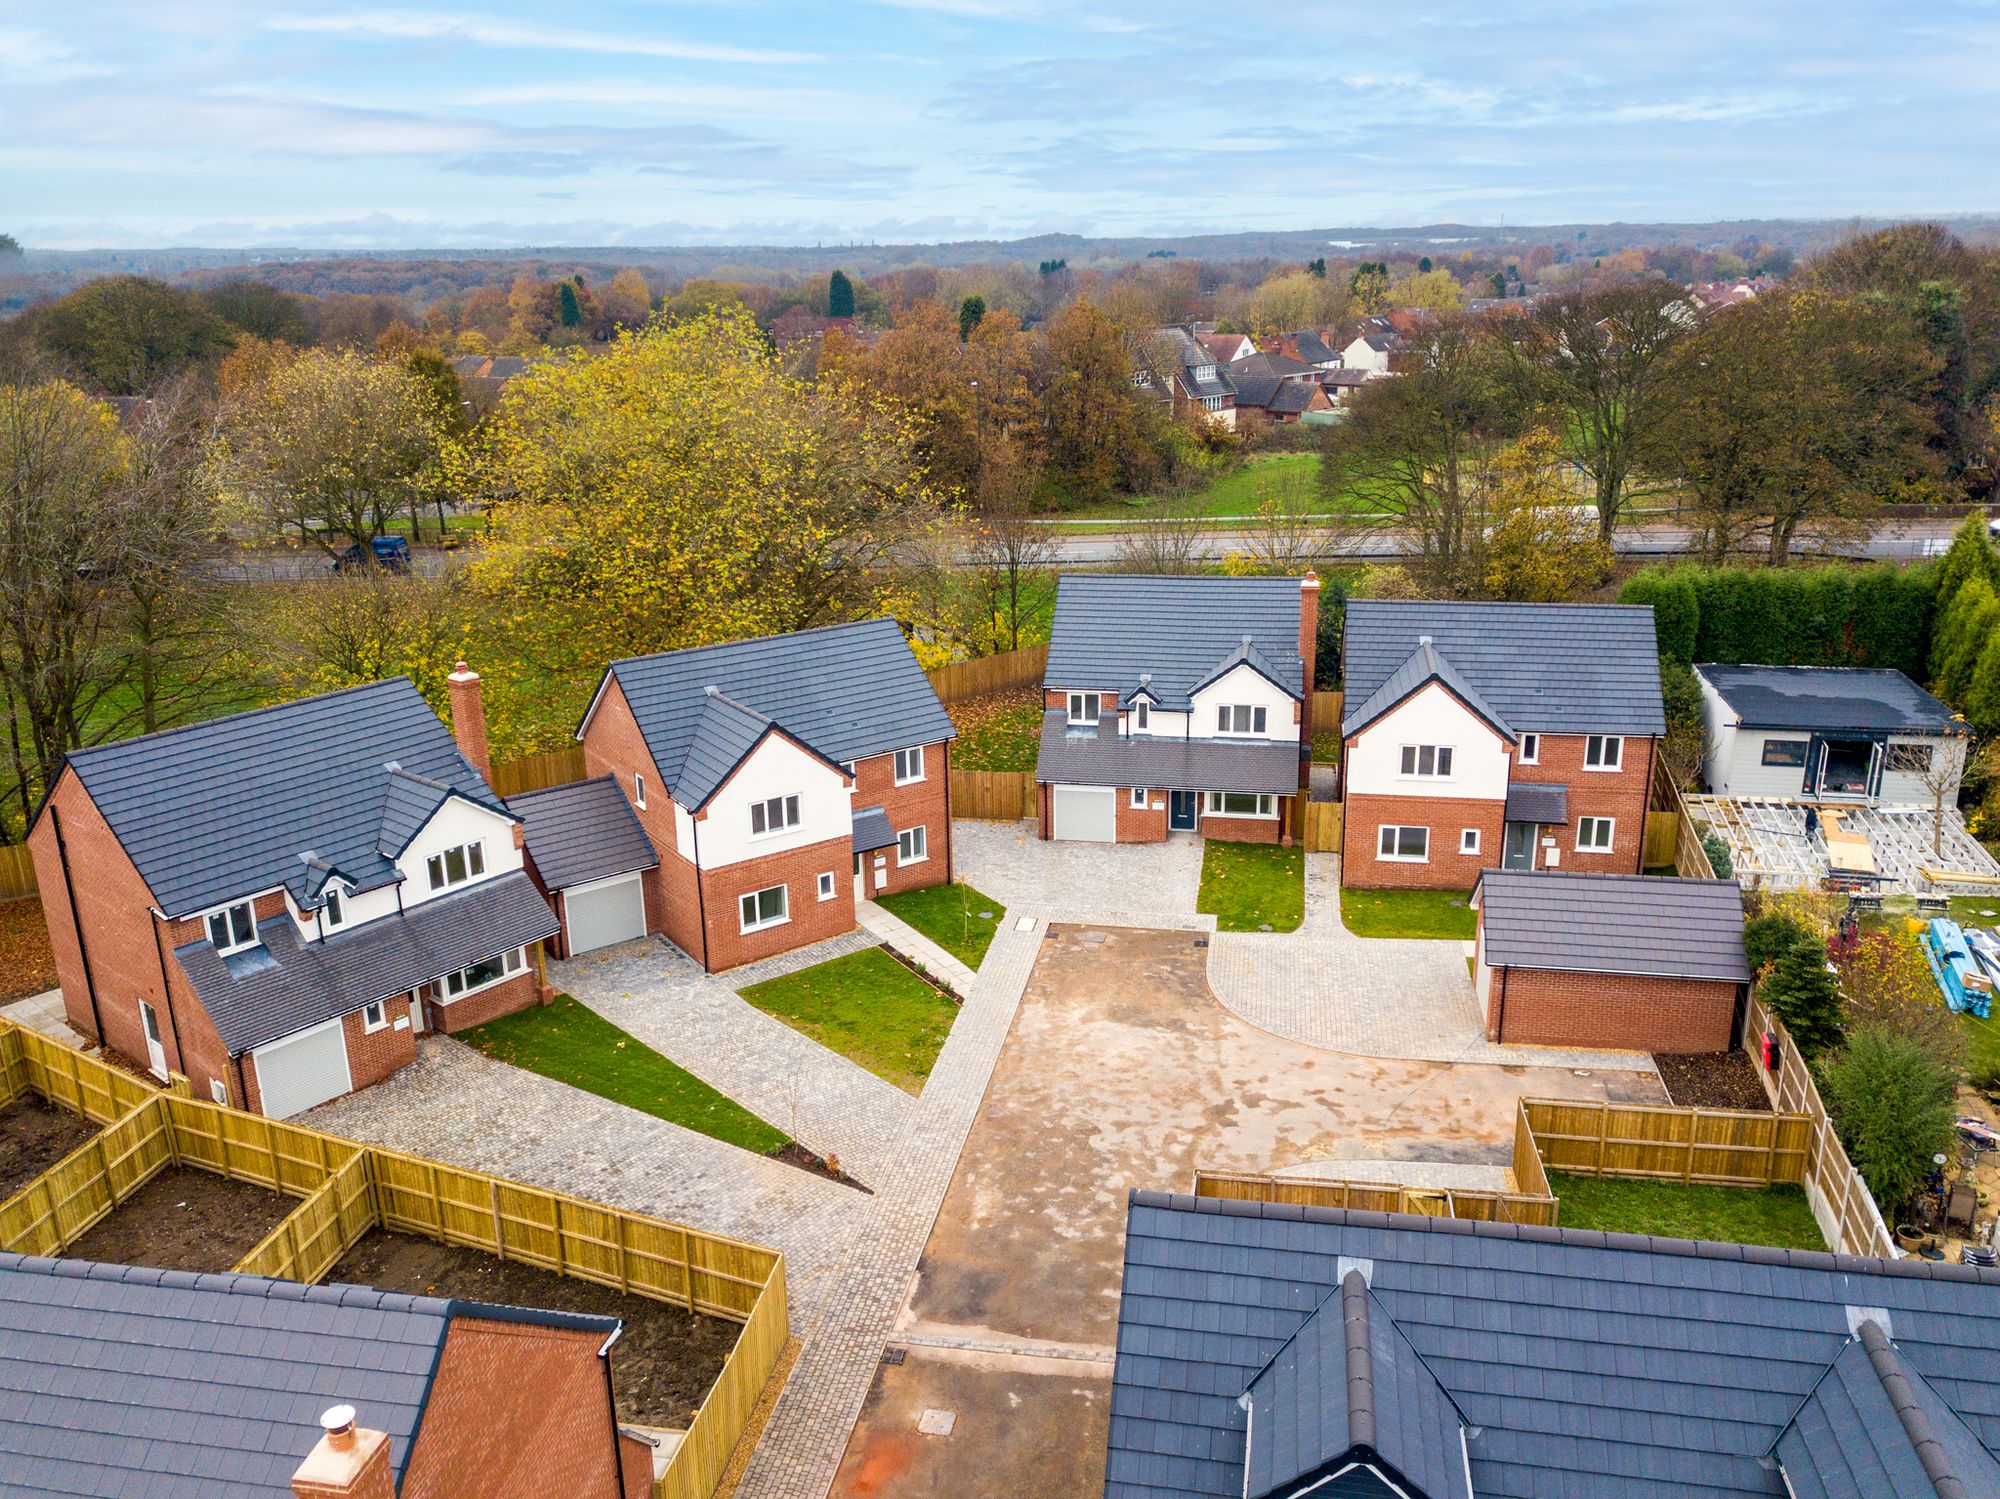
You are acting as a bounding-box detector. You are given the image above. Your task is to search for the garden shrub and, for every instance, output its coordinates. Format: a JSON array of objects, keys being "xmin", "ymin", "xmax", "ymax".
[
  {"xmin": 1743, "ymin": 910, "xmax": 1813, "ymax": 974},
  {"xmin": 1700, "ymin": 828, "xmax": 1733, "ymax": 880},
  {"xmin": 1838, "ymin": 930, "xmax": 1966, "ymax": 1077},
  {"xmin": 1759, "ymin": 939, "xmax": 1843, "ymax": 1058},
  {"xmin": 1819, "ymin": 1026, "xmax": 1958, "ymax": 1215}
]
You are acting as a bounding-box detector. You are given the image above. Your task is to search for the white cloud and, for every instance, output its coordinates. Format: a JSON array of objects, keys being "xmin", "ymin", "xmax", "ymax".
[
  {"xmin": 0, "ymin": 25, "xmax": 110, "ymax": 79},
  {"xmin": 263, "ymin": 11, "xmax": 815, "ymax": 66}
]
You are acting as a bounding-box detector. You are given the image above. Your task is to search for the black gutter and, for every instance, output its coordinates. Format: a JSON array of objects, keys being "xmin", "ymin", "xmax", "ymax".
[
  {"xmin": 600, "ymin": 1329, "xmax": 628, "ymax": 1499},
  {"xmin": 47, "ymin": 802, "xmax": 105, "ymax": 1045},
  {"xmin": 1495, "ymin": 965, "xmax": 1510, "ymax": 1043}
]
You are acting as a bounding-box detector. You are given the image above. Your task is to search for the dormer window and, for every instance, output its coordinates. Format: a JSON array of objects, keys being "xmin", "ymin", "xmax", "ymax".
[
  {"xmin": 1217, "ymin": 705, "xmax": 1268, "ymax": 735},
  {"xmin": 207, "ymin": 900, "xmax": 257, "ymax": 954},
  {"xmin": 1068, "ymin": 692, "xmax": 1101, "ymax": 725},
  {"xmin": 1134, "ymin": 702, "xmax": 1150, "ymax": 731},
  {"xmin": 427, "ymin": 840, "xmax": 485, "ymax": 892}
]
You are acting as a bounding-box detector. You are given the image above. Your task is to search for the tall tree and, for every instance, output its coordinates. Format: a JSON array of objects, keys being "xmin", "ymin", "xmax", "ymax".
[
  {"xmin": 557, "ymin": 281, "xmax": 584, "ymax": 329},
  {"xmin": 827, "ymin": 269, "xmax": 857, "ymax": 319},
  {"xmin": 1042, "ymin": 300, "xmax": 1151, "ymax": 506},
  {"xmin": 201, "ymin": 280, "xmax": 312, "ymax": 345},
  {"xmin": 1508, "ymin": 281, "xmax": 1694, "ymax": 542},
  {"xmin": 957, "ymin": 294, "xmax": 986, "ymax": 342},
  {"xmin": 32, "ymin": 276, "xmax": 232, "ymax": 395},
  {"xmin": 0, "ymin": 233, "xmax": 20, "ymax": 258}
]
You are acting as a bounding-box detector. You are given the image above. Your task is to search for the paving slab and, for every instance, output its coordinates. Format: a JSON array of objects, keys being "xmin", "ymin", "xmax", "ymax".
[{"xmin": 1, "ymin": 990, "xmax": 85, "ymax": 1049}]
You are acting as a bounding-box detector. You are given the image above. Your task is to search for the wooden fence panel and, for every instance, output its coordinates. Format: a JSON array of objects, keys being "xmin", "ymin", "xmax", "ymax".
[
  {"xmin": 234, "ymin": 1150, "xmax": 376, "ymax": 1284},
  {"xmin": 168, "ymin": 1098, "xmax": 356, "ymax": 1196},
  {"xmin": 1191, "ymin": 1168, "xmax": 1558, "ymax": 1228},
  {"xmin": 0, "ymin": 844, "xmax": 37, "ymax": 902},
  {"xmin": 0, "ymin": 1024, "xmax": 26, "ymax": 1109},
  {"xmin": 1652, "ymin": 758, "xmax": 1717, "ymax": 880},
  {"xmin": 925, "ymin": 645, "xmax": 1049, "ymax": 705},
  {"xmin": 1521, "ymin": 1098, "xmax": 1810, "ymax": 1187},
  {"xmin": 14, "ymin": 1024, "xmax": 160, "ymax": 1126},
  {"xmin": 1512, "ymin": 1101, "xmax": 1551, "ymax": 1199},
  {"xmin": 950, "ymin": 769, "xmax": 1036, "ymax": 822},
  {"xmin": 0, "ymin": 1095, "xmax": 174, "ymax": 1256},
  {"xmin": 1302, "ymin": 802, "xmax": 1343, "ymax": 853},
  {"xmin": 488, "ymin": 747, "xmax": 589, "ymax": 798},
  {"xmin": 656, "ymin": 1262, "xmax": 791, "ymax": 1499},
  {"xmin": 1643, "ymin": 811, "xmax": 1679, "ymax": 870},
  {"xmin": 1310, "ymin": 692, "xmax": 1344, "ymax": 735}
]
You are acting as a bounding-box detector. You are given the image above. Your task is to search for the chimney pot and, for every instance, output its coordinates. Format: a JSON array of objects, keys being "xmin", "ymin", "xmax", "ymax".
[
  {"xmin": 292, "ymin": 1404, "xmax": 392, "ymax": 1499},
  {"xmin": 322, "ymin": 1406, "xmax": 356, "ymax": 1451}
]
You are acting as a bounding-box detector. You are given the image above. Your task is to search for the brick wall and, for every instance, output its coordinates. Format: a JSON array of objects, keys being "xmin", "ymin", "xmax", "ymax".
[
  {"xmin": 341, "ymin": 1002, "xmax": 419, "ymax": 1087},
  {"xmin": 426, "ymin": 964, "xmax": 542, "ymax": 1033},
  {"xmin": 1116, "ymin": 788, "xmax": 1168, "ymax": 843},
  {"xmin": 1484, "ymin": 962, "xmax": 1738, "ymax": 1052},
  {"xmin": 1201, "ymin": 808, "xmax": 1285, "ymax": 845},
  {"xmin": 698, "ymin": 833, "xmax": 855, "ymax": 970},
  {"xmin": 852, "ymin": 740, "xmax": 952, "ymax": 895},
  {"xmin": 1343, "ymin": 792, "xmax": 1505, "ymax": 889},
  {"xmin": 1527, "ymin": 733, "xmax": 1653, "ymax": 874},
  {"xmin": 580, "ymin": 676, "xmax": 676, "ymax": 941}
]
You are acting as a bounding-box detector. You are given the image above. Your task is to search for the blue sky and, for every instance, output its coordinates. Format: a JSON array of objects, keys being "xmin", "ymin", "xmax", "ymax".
[{"xmin": 6, "ymin": 1, "xmax": 1999, "ymax": 249}]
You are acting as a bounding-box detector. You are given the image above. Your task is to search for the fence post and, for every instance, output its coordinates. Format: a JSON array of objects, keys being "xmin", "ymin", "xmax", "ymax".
[
  {"xmin": 1595, "ymin": 1104, "xmax": 1610, "ymax": 1178},
  {"xmin": 489, "ymin": 1178, "xmax": 506, "ymax": 1260}
]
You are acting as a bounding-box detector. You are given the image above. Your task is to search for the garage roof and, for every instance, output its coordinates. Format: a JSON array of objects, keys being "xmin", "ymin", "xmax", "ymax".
[
  {"xmin": 508, "ymin": 776, "xmax": 658, "ymax": 891},
  {"xmin": 1472, "ymin": 869, "xmax": 1749, "ymax": 982},
  {"xmin": 1696, "ymin": 665, "xmax": 1963, "ymax": 735},
  {"xmin": 1034, "ymin": 713, "xmax": 1302, "ymax": 795}
]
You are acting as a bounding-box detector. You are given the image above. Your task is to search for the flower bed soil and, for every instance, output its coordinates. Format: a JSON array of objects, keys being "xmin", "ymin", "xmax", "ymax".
[
  {"xmin": 330, "ymin": 1229, "xmax": 740, "ymax": 1428},
  {"xmin": 63, "ymin": 1164, "xmax": 298, "ymax": 1272},
  {"xmin": 0, "ymin": 1098, "xmax": 101, "ymax": 1200},
  {"xmin": 1653, "ymin": 1051, "xmax": 1773, "ymax": 1112}
]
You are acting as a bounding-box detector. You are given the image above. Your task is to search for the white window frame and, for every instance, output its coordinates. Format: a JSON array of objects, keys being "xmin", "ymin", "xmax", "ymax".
[
  {"xmin": 1131, "ymin": 787, "xmax": 1149, "ymax": 808},
  {"xmin": 634, "ymin": 772, "xmax": 647, "ymax": 809},
  {"xmin": 816, "ymin": 871, "xmax": 837, "ymax": 901},
  {"xmin": 1398, "ymin": 744, "xmax": 1455, "ymax": 779},
  {"xmin": 205, "ymin": 899, "xmax": 258, "ymax": 955},
  {"xmin": 1206, "ymin": 791, "xmax": 1277, "ymax": 818},
  {"xmin": 749, "ymin": 794, "xmax": 801, "ymax": 838},
  {"xmin": 897, "ymin": 825, "xmax": 928, "ymax": 865},
  {"xmin": 321, "ymin": 886, "xmax": 346, "ymax": 932},
  {"xmin": 1217, "ymin": 704, "xmax": 1269, "ymax": 736},
  {"xmin": 1577, "ymin": 816, "xmax": 1616, "ymax": 852},
  {"xmin": 894, "ymin": 746, "xmax": 925, "ymax": 785},
  {"xmin": 1518, "ymin": 733, "xmax": 1539, "ymax": 765},
  {"xmin": 1135, "ymin": 701, "xmax": 1150, "ymax": 731},
  {"xmin": 209, "ymin": 1078, "xmax": 228, "ymax": 1105},
  {"xmin": 426, "ymin": 840, "xmax": 486, "ymax": 892},
  {"xmin": 439, "ymin": 947, "xmax": 526, "ymax": 1002},
  {"xmin": 1067, "ymin": 692, "xmax": 1101, "ymax": 725},
  {"xmin": 1377, "ymin": 825, "xmax": 1429, "ymax": 862},
  {"xmin": 1584, "ymin": 735, "xmax": 1624, "ymax": 771},
  {"xmin": 739, "ymin": 884, "xmax": 789, "ymax": 933},
  {"xmin": 362, "ymin": 999, "xmax": 387, "ymax": 1033},
  {"xmin": 1460, "ymin": 828, "xmax": 1480, "ymax": 854}
]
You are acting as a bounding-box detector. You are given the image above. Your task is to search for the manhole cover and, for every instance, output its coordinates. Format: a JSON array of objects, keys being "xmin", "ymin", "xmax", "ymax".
[
  {"xmin": 1081, "ymin": 932, "xmax": 1107, "ymax": 944},
  {"xmin": 881, "ymin": 1347, "xmax": 906, "ymax": 1366},
  {"xmin": 918, "ymin": 1408, "xmax": 957, "ymax": 1437},
  {"xmin": 1015, "ymin": 916, "xmax": 1037, "ymax": 932},
  {"xmin": 1193, "ymin": 937, "xmax": 1209, "ymax": 949}
]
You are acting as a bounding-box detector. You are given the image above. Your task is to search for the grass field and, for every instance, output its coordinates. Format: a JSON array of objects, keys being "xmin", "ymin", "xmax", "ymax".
[
  {"xmin": 1064, "ymin": 452, "xmax": 1383, "ymax": 521},
  {"xmin": 877, "ymin": 882, "xmax": 1008, "ymax": 970},
  {"xmin": 461, "ymin": 994, "xmax": 790, "ymax": 1155},
  {"xmin": 737, "ymin": 947, "xmax": 960, "ymax": 1095},
  {"xmin": 1198, "ymin": 840, "xmax": 1305, "ymax": 932},
  {"xmin": 1548, "ymin": 1172, "xmax": 1825, "ymax": 1250},
  {"xmin": 1338, "ymin": 886, "xmax": 1476, "ymax": 940}
]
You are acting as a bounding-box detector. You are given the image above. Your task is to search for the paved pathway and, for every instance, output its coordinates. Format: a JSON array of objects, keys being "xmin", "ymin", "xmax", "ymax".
[
  {"xmin": 855, "ymin": 901, "xmax": 978, "ymax": 993},
  {"xmin": 554, "ymin": 932, "xmax": 916, "ymax": 1186},
  {"xmin": 303, "ymin": 1038, "xmax": 871, "ymax": 1323},
  {"xmin": 1, "ymin": 990, "xmax": 83, "ymax": 1049},
  {"xmin": 950, "ymin": 819, "xmax": 1206, "ymax": 925}
]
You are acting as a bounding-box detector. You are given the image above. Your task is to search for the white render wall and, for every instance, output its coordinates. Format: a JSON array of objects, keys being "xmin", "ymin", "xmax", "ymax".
[
  {"xmin": 1345, "ymin": 683, "xmax": 1510, "ymax": 802},
  {"xmin": 688, "ymin": 734, "xmax": 850, "ymax": 869},
  {"xmin": 1698, "ymin": 668, "xmax": 1966, "ymax": 805},
  {"xmin": 292, "ymin": 796, "xmax": 523, "ymax": 940},
  {"xmin": 1186, "ymin": 663, "xmax": 1301, "ymax": 745}
]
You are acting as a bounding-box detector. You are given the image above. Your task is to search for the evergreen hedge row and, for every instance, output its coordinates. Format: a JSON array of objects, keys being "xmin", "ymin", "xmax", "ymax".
[{"xmin": 1619, "ymin": 563, "xmax": 1937, "ymax": 677}]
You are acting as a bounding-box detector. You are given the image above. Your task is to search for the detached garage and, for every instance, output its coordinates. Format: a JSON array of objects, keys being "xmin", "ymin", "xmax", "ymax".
[
  {"xmin": 509, "ymin": 776, "xmax": 660, "ymax": 956},
  {"xmin": 1472, "ymin": 869, "xmax": 1750, "ymax": 1053}
]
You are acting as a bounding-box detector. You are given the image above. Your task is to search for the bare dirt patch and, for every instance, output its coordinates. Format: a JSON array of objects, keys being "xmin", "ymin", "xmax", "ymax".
[
  {"xmin": 331, "ymin": 1229, "xmax": 740, "ymax": 1428},
  {"xmin": 0, "ymin": 1097, "xmax": 100, "ymax": 1200},
  {"xmin": 1654, "ymin": 1051, "xmax": 1773, "ymax": 1111},
  {"xmin": 64, "ymin": 1165, "xmax": 298, "ymax": 1272}
]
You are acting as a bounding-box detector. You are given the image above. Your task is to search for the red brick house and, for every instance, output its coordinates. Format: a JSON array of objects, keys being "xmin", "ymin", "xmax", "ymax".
[
  {"xmin": 1471, "ymin": 869, "xmax": 1750, "ymax": 1051},
  {"xmin": 1035, "ymin": 574, "xmax": 1317, "ymax": 843},
  {"xmin": 1339, "ymin": 601, "xmax": 1665, "ymax": 889},
  {"xmin": 577, "ymin": 617, "xmax": 956, "ymax": 972},
  {"xmin": 27, "ymin": 670, "xmax": 557, "ymax": 1118}
]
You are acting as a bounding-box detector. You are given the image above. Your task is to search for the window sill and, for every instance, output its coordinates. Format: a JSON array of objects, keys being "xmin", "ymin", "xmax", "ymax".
[
  {"xmin": 1378, "ymin": 855, "xmax": 1430, "ymax": 864},
  {"xmin": 1581, "ymin": 765, "xmax": 1624, "ymax": 774},
  {"xmin": 897, "ymin": 854, "xmax": 928, "ymax": 868},
  {"xmin": 740, "ymin": 916, "xmax": 791, "ymax": 936},
  {"xmin": 1575, "ymin": 846, "xmax": 1616, "ymax": 856},
  {"xmin": 893, "ymin": 777, "xmax": 925, "ymax": 788}
]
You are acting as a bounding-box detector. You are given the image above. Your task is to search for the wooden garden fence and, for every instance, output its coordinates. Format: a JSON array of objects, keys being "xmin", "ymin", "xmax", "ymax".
[
  {"xmin": 0, "ymin": 843, "xmax": 36, "ymax": 902},
  {"xmin": 1652, "ymin": 757, "xmax": 1718, "ymax": 880},
  {"xmin": 925, "ymin": 643, "xmax": 1048, "ymax": 704},
  {"xmin": 1743, "ymin": 994, "xmax": 1898, "ymax": 1259},
  {"xmin": 950, "ymin": 769, "xmax": 1037, "ymax": 821},
  {"xmin": 1301, "ymin": 802, "xmax": 1343, "ymax": 853},
  {"xmin": 1310, "ymin": 691, "xmax": 1344, "ymax": 736},
  {"xmin": 1519, "ymin": 1097, "xmax": 1812, "ymax": 1188},
  {"xmin": 1193, "ymin": 1168, "xmax": 1558, "ymax": 1227},
  {"xmin": 489, "ymin": 746, "xmax": 589, "ymax": 798}
]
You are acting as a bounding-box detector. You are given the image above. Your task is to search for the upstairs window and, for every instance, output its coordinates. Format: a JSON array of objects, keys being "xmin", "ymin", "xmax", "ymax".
[
  {"xmin": 1217, "ymin": 705, "xmax": 1268, "ymax": 735},
  {"xmin": 1134, "ymin": 702, "xmax": 1150, "ymax": 731},
  {"xmin": 207, "ymin": 900, "xmax": 257, "ymax": 954},
  {"xmin": 1067, "ymin": 692, "xmax": 1101, "ymax": 725},
  {"xmin": 1585, "ymin": 735, "xmax": 1623, "ymax": 771},
  {"xmin": 322, "ymin": 887, "xmax": 346, "ymax": 931},
  {"xmin": 1399, "ymin": 745, "xmax": 1455, "ymax": 778},
  {"xmin": 1518, "ymin": 733, "xmax": 1540, "ymax": 765},
  {"xmin": 427, "ymin": 841, "xmax": 485, "ymax": 892},
  {"xmin": 750, "ymin": 794, "xmax": 801, "ymax": 837},
  {"xmin": 634, "ymin": 773, "xmax": 647, "ymax": 809},
  {"xmin": 894, "ymin": 746, "xmax": 925, "ymax": 785}
]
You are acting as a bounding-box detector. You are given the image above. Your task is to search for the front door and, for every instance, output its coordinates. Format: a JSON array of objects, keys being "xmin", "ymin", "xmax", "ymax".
[
  {"xmin": 1169, "ymin": 790, "xmax": 1199, "ymax": 832},
  {"xmin": 1502, "ymin": 821, "xmax": 1538, "ymax": 871},
  {"xmin": 139, "ymin": 1001, "xmax": 167, "ymax": 1078},
  {"xmin": 853, "ymin": 852, "xmax": 865, "ymax": 901}
]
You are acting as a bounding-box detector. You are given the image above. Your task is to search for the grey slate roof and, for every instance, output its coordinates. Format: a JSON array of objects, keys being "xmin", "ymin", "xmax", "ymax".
[
  {"xmin": 507, "ymin": 775, "xmax": 657, "ymax": 892},
  {"xmin": 1343, "ymin": 639, "xmax": 1514, "ymax": 742},
  {"xmin": 176, "ymin": 870, "xmax": 559, "ymax": 1054},
  {"xmin": 1035, "ymin": 714, "xmax": 1301, "ymax": 795},
  {"xmin": 1343, "ymin": 600, "xmax": 1666, "ymax": 737},
  {"xmin": 1108, "ymin": 1192, "xmax": 2000, "ymax": 1499},
  {"xmin": 676, "ymin": 689, "xmax": 789, "ymax": 811},
  {"xmin": 591, "ymin": 617, "xmax": 953, "ymax": 805},
  {"xmin": 377, "ymin": 767, "xmax": 456, "ymax": 859},
  {"xmin": 1696, "ymin": 665, "xmax": 1964, "ymax": 735},
  {"xmin": 1243, "ymin": 1270, "xmax": 1471, "ymax": 1499},
  {"xmin": 53, "ymin": 678, "xmax": 510, "ymax": 919},
  {"xmin": 1045, "ymin": 575, "xmax": 1306, "ymax": 711},
  {"xmin": 1288, "ymin": 329, "xmax": 1338, "ymax": 364},
  {"xmin": 1473, "ymin": 869, "xmax": 1750, "ymax": 982},
  {"xmin": 851, "ymin": 804, "xmax": 896, "ymax": 854},
  {"xmin": 1503, "ymin": 782, "xmax": 1568, "ymax": 825},
  {"xmin": 1776, "ymin": 1321, "xmax": 2000, "ymax": 1499}
]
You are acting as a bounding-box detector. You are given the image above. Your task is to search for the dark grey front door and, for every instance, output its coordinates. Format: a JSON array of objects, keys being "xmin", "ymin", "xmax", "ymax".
[
  {"xmin": 1169, "ymin": 790, "xmax": 1199, "ymax": 831},
  {"xmin": 1502, "ymin": 821, "xmax": 1537, "ymax": 870}
]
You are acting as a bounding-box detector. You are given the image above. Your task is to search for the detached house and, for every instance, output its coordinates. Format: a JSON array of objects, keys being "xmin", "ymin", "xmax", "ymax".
[
  {"xmin": 1134, "ymin": 326, "xmax": 1239, "ymax": 427},
  {"xmin": 577, "ymin": 618, "xmax": 956, "ymax": 972},
  {"xmin": 1035, "ymin": 574, "xmax": 1318, "ymax": 843},
  {"xmin": 29, "ymin": 670, "xmax": 557, "ymax": 1118},
  {"xmin": 1340, "ymin": 601, "xmax": 1665, "ymax": 888}
]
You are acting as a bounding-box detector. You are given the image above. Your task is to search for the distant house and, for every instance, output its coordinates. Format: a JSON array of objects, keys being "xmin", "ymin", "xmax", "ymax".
[
  {"xmin": 451, "ymin": 354, "xmax": 529, "ymax": 412},
  {"xmin": 1134, "ymin": 325, "xmax": 1238, "ymax": 427},
  {"xmin": 1193, "ymin": 330, "xmax": 1256, "ymax": 365},
  {"xmin": 1340, "ymin": 331, "xmax": 1397, "ymax": 376},
  {"xmin": 1471, "ymin": 869, "xmax": 1750, "ymax": 1051},
  {"xmin": 1259, "ymin": 329, "xmax": 1340, "ymax": 369},
  {"xmin": 1694, "ymin": 664, "xmax": 1968, "ymax": 805},
  {"xmin": 1226, "ymin": 352, "xmax": 1333, "ymax": 424},
  {"xmin": 1320, "ymin": 366, "xmax": 1372, "ymax": 405}
]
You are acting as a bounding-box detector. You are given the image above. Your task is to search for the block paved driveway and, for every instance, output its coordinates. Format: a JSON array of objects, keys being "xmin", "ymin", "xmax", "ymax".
[{"xmin": 824, "ymin": 924, "xmax": 1666, "ymax": 1499}]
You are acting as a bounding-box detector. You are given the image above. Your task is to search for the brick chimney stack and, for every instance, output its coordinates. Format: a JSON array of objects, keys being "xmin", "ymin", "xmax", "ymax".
[
  {"xmin": 292, "ymin": 1406, "xmax": 394, "ymax": 1499},
  {"xmin": 447, "ymin": 661, "xmax": 491, "ymax": 780}
]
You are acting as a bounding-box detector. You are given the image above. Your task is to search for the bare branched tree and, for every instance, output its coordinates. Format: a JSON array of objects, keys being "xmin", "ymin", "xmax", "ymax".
[{"xmin": 1113, "ymin": 495, "xmax": 1208, "ymax": 574}]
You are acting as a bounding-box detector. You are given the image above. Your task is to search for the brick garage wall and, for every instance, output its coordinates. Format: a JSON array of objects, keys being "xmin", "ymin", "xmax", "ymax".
[
  {"xmin": 341, "ymin": 1003, "xmax": 419, "ymax": 1087},
  {"xmin": 1201, "ymin": 806, "xmax": 1285, "ymax": 845},
  {"xmin": 1486, "ymin": 964, "xmax": 1739, "ymax": 1052},
  {"xmin": 427, "ymin": 965, "xmax": 543, "ymax": 1034},
  {"xmin": 1117, "ymin": 788, "xmax": 1168, "ymax": 843},
  {"xmin": 1343, "ymin": 792, "xmax": 1505, "ymax": 888},
  {"xmin": 854, "ymin": 741, "xmax": 952, "ymax": 895},
  {"xmin": 698, "ymin": 833, "xmax": 855, "ymax": 971},
  {"xmin": 1529, "ymin": 733, "xmax": 1653, "ymax": 874},
  {"xmin": 580, "ymin": 676, "xmax": 677, "ymax": 940}
]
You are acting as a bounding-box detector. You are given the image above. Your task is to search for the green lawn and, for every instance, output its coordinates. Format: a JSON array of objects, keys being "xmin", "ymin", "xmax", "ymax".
[
  {"xmin": 1338, "ymin": 886, "xmax": 1476, "ymax": 940},
  {"xmin": 737, "ymin": 947, "xmax": 959, "ymax": 1095},
  {"xmin": 461, "ymin": 994, "xmax": 790, "ymax": 1155},
  {"xmin": 877, "ymin": 882, "xmax": 1008, "ymax": 970},
  {"xmin": 1198, "ymin": 840, "xmax": 1305, "ymax": 933},
  {"xmin": 1309, "ymin": 728, "xmax": 1342, "ymax": 763},
  {"xmin": 1062, "ymin": 452, "xmax": 1396, "ymax": 523},
  {"xmin": 1962, "ymin": 1009, "xmax": 2000, "ymax": 1085},
  {"xmin": 1547, "ymin": 1172, "xmax": 1826, "ymax": 1251},
  {"xmin": 947, "ymin": 688, "xmax": 1043, "ymax": 772}
]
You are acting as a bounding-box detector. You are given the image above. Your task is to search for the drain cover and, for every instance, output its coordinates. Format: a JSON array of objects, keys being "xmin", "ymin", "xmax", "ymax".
[
  {"xmin": 881, "ymin": 1347, "xmax": 906, "ymax": 1366},
  {"xmin": 978, "ymin": 911, "xmax": 994, "ymax": 919},
  {"xmin": 918, "ymin": 1408, "xmax": 957, "ymax": 1437},
  {"xmin": 1193, "ymin": 937, "xmax": 1209, "ymax": 949}
]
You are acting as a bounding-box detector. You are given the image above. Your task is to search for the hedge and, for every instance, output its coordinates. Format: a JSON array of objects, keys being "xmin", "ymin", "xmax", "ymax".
[{"xmin": 1619, "ymin": 563, "xmax": 1935, "ymax": 677}]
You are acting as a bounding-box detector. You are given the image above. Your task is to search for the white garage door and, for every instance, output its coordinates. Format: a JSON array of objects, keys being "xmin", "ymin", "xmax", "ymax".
[
  {"xmin": 1052, "ymin": 785, "xmax": 1117, "ymax": 843},
  {"xmin": 564, "ymin": 872, "xmax": 648, "ymax": 955},
  {"xmin": 252, "ymin": 1018, "xmax": 352, "ymax": 1120}
]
